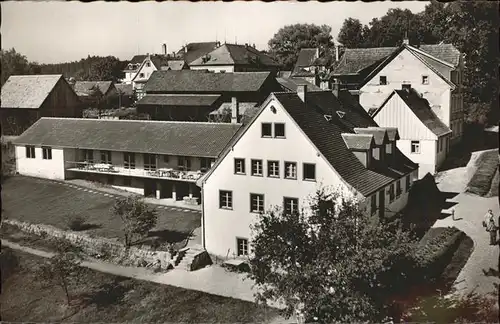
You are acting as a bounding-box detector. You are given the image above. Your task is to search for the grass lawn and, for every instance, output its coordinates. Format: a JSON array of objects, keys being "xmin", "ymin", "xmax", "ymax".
[
  {"xmin": 2, "ymin": 176, "xmax": 201, "ymax": 249},
  {"xmin": 467, "ymin": 150, "xmax": 499, "ymax": 196},
  {"xmin": 0, "ymin": 248, "xmax": 279, "ymax": 323}
]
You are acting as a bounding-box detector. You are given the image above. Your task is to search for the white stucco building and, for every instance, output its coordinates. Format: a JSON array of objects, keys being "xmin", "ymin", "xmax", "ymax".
[
  {"xmin": 371, "ymin": 87, "xmax": 452, "ymax": 178},
  {"xmin": 13, "ymin": 118, "xmax": 242, "ymax": 204},
  {"xmin": 197, "ymin": 86, "xmax": 418, "ymax": 258},
  {"xmin": 332, "ymin": 42, "xmax": 465, "ymax": 146}
]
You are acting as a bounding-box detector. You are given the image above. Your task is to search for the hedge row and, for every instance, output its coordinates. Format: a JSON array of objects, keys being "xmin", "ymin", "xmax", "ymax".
[{"xmin": 413, "ymin": 227, "xmax": 465, "ymax": 280}]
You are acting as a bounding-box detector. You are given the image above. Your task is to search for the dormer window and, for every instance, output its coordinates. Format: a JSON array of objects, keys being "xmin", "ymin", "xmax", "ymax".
[
  {"xmin": 336, "ymin": 111, "xmax": 345, "ymax": 119},
  {"xmin": 324, "ymin": 114, "xmax": 332, "ymax": 122},
  {"xmin": 379, "ymin": 76, "xmax": 387, "ymax": 85}
]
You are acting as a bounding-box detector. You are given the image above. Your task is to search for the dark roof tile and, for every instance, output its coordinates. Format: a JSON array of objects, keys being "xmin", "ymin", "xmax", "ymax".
[
  {"xmin": 136, "ymin": 94, "xmax": 221, "ymax": 106},
  {"xmin": 13, "ymin": 118, "xmax": 241, "ymax": 158},
  {"xmin": 190, "ymin": 44, "xmax": 279, "ymax": 67},
  {"xmin": 144, "ymin": 70, "xmax": 273, "ymax": 93},
  {"xmin": 176, "ymin": 42, "xmax": 219, "ymax": 64}
]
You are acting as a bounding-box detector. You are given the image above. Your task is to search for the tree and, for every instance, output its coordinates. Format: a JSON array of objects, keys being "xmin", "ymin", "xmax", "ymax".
[
  {"xmin": 249, "ymin": 188, "xmax": 417, "ymax": 323},
  {"xmin": 268, "ymin": 24, "xmax": 335, "ymax": 70},
  {"xmin": 0, "ymin": 48, "xmax": 34, "ymax": 86},
  {"xmin": 337, "ymin": 18, "xmax": 368, "ymax": 48},
  {"xmin": 88, "ymin": 56, "xmax": 124, "ymax": 82},
  {"xmin": 112, "ymin": 196, "xmax": 158, "ymax": 247},
  {"xmin": 37, "ymin": 240, "xmax": 83, "ymax": 305}
]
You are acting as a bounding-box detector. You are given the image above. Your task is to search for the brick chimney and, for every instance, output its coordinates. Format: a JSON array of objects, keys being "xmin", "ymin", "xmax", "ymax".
[
  {"xmin": 297, "ymin": 85, "xmax": 307, "ymax": 102},
  {"xmin": 335, "ymin": 44, "xmax": 340, "ymax": 62},
  {"xmin": 162, "ymin": 43, "xmax": 167, "ymax": 56},
  {"xmin": 231, "ymin": 97, "xmax": 239, "ymax": 124}
]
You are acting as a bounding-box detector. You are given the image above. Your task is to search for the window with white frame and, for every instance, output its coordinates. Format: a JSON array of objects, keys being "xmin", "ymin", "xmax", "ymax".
[
  {"xmin": 274, "ymin": 123, "xmax": 285, "ymax": 138},
  {"xmin": 284, "ymin": 197, "xmax": 299, "ymax": 215},
  {"xmin": 178, "ymin": 156, "xmax": 191, "ymax": 171},
  {"xmin": 25, "ymin": 145, "xmax": 35, "ymax": 159},
  {"xmin": 143, "ymin": 153, "xmax": 157, "ymax": 171},
  {"xmin": 251, "ymin": 159, "xmax": 263, "ymax": 176},
  {"xmin": 284, "ymin": 162, "xmax": 297, "ymax": 179},
  {"xmin": 219, "ymin": 190, "xmax": 233, "ymax": 209},
  {"xmin": 261, "ymin": 123, "xmax": 272, "ymax": 138},
  {"xmin": 250, "ymin": 193, "xmax": 265, "ymax": 213},
  {"xmin": 303, "ymin": 163, "xmax": 316, "ymax": 181},
  {"xmin": 411, "ymin": 141, "xmax": 420, "ymax": 154},
  {"xmin": 124, "ymin": 152, "xmax": 136, "ymax": 169},
  {"xmin": 267, "ymin": 160, "xmax": 280, "ymax": 178},
  {"xmin": 379, "ymin": 76, "xmax": 387, "ymax": 85},
  {"xmin": 237, "ymin": 238, "xmax": 249, "ymax": 256},
  {"xmin": 422, "ymin": 75, "xmax": 429, "ymax": 85},
  {"xmin": 42, "ymin": 147, "xmax": 52, "ymax": 160},
  {"xmin": 234, "ymin": 158, "xmax": 245, "ymax": 174},
  {"xmin": 371, "ymin": 193, "xmax": 377, "ymax": 215}
]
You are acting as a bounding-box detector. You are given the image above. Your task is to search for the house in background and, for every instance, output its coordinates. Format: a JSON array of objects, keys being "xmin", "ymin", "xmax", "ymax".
[
  {"xmin": 290, "ymin": 48, "xmax": 333, "ymax": 89},
  {"xmin": 136, "ymin": 70, "xmax": 282, "ymax": 121},
  {"xmin": 13, "ymin": 117, "xmax": 242, "ymax": 205},
  {"xmin": 332, "ymin": 41, "xmax": 464, "ymax": 146},
  {"xmin": 371, "ymin": 87, "xmax": 452, "ymax": 178},
  {"xmin": 0, "ymin": 75, "xmax": 81, "ymax": 136},
  {"xmin": 197, "ymin": 85, "xmax": 418, "ymax": 258},
  {"xmin": 121, "ymin": 55, "xmax": 147, "ymax": 84},
  {"xmin": 73, "ymin": 81, "xmax": 118, "ymax": 109},
  {"xmin": 132, "ymin": 53, "xmax": 189, "ymax": 100},
  {"xmin": 175, "ymin": 41, "xmax": 221, "ymax": 66},
  {"xmin": 276, "ymin": 76, "xmax": 323, "ymax": 92},
  {"xmin": 189, "ymin": 43, "xmax": 280, "ymax": 74}
]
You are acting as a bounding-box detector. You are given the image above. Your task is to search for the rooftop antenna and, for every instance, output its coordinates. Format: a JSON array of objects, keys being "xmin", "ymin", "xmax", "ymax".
[
  {"xmin": 224, "ymin": 29, "xmax": 227, "ymax": 44},
  {"xmin": 235, "ymin": 35, "xmax": 237, "ymax": 45}
]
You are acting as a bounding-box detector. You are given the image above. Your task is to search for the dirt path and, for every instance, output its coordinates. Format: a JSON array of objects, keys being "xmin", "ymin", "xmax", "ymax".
[
  {"xmin": 434, "ymin": 149, "xmax": 500, "ymax": 297},
  {"xmin": 2, "ymin": 239, "xmax": 285, "ymax": 311}
]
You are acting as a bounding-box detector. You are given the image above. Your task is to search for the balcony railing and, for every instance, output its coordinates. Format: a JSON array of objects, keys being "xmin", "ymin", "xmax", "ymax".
[{"xmin": 66, "ymin": 161, "xmax": 205, "ymax": 182}]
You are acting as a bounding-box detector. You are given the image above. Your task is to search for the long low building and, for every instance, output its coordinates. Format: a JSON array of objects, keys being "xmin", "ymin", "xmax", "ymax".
[{"xmin": 12, "ymin": 117, "xmax": 242, "ymax": 205}]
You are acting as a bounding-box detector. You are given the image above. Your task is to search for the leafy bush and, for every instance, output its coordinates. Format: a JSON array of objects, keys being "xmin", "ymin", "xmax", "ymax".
[
  {"xmin": 414, "ymin": 227, "xmax": 464, "ymax": 279},
  {"xmin": 0, "ymin": 248, "xmax": 20, "ymax": 283},
  {"xmin": 67, "ymin": 215, "xmax": 87, "ymax": 231}
]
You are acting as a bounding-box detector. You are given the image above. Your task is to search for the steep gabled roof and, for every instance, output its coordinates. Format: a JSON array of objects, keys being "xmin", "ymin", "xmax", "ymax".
[
  {"xmin": 395, "ymin": 89, "xmax": 451, "ymax": 137},
  {"xmin": 129, "ymin": 55, "xmax": 148, "ymax": 65},
  {"xmin": 150, "ymin": 55, "xmax": 170, "ymax": 69},
  {"xmin": 373, "ymin": 89, "xmax": 451, "ymax": 137},
  {"xmin": 144, "ymin": 70, "xmax": 273, "ymax": 93},
  {"xmin": 199, "ymin": 90, "xmax": 417, "ymax": 196},
  {"xmin": 175, "ymin": 42, "xmax": 219, "ymax": 64},
  {"xmin": 13, "ymin": 117, "xmax": 242, "ymax": 158},
  {"xmin": 136, "ymin": 94, "xmax": 221, "ymax": 106},
  {"xmin": 353, "ymin": 127, "xmax": 389, "ymax": 145},
  {"xmin": 190, "ymin": 43, "xmax": 279, "ymax": 67},
  {"xmin": 164, "ymin": 60, "xmax": 186, "ymax": 71},
  {"xmin": 74, "ymin": 81, "xmax": 114, "ymax": 97},
  {"xmin": 358, "ymin": 45, "xmax": 456, "ymax": 89},
  {"xmin": 1, "ymin": 75, "xmax": 63, "ymax": 109},
  {"xmin": 331, "ymin": 43, "xmax": 460, "ymax": 78},
  {"xmin": 273, "ymin": 92, "xmax": 416, "ymax": 196},
  {"xmin": 331, "ymin": 47, "xmax": 396, "ymax": 75}
]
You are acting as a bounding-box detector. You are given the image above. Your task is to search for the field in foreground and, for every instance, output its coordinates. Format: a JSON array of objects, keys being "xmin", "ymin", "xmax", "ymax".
[{"xmin": 0, "ymin": 248, "xmax": 279, "ymax": 323}]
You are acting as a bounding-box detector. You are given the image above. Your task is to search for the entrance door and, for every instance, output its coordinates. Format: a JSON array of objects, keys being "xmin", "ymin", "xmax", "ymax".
[{"xmin": 378, "ymin": 189, "xmax": 385, "ymax": 218}]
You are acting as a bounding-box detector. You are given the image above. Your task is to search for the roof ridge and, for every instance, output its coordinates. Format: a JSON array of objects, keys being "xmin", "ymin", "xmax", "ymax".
[{"xmin": 39, "ymin": 117, "xmax": 242, "ymax": 126}]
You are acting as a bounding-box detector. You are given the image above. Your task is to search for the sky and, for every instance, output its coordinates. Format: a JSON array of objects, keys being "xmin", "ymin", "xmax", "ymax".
[{"xmin": 1, "ymin": 1, "xmax": 428, "ymax": 64}]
